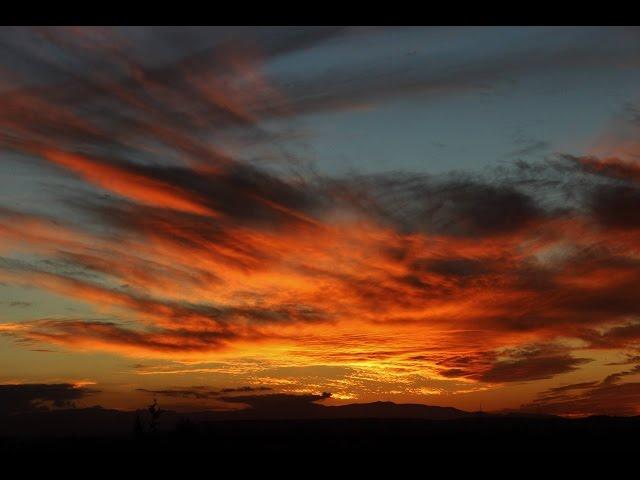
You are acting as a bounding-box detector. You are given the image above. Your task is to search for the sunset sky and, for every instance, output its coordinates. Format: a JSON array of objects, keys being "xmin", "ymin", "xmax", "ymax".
[{"xmin": 2, "ymin": 26, "xmax": 640, "ymax": 416}]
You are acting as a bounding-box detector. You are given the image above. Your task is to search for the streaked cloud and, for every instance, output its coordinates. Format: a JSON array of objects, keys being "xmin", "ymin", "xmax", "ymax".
[{"xmin": 2, "ymin": 27, "xmax": 640, "ymax": 415}]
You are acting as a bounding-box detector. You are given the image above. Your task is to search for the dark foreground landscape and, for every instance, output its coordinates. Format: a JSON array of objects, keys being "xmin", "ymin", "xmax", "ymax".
[{"xmin": 2, "ymin": 401, "xmax": 639, "ymax": 453}]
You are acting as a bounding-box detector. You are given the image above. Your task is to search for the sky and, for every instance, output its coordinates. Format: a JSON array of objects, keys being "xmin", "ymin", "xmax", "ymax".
[{"xmin": 2, "ymin": 26, "xmax": 640, "ymax": 416}]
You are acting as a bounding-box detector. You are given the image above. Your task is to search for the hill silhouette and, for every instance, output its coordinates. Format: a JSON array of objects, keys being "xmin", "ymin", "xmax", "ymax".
[
  {"xmin": 2, "ymin": 399, "xmax": 638, "ymax": 452},
  {"xmin": 0, "ymin": 400, "xmax": 477, "ymax": 437}
]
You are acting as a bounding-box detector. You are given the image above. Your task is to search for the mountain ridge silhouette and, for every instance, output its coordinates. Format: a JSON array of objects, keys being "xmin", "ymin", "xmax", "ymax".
[{"xmin": 0, "ymin": 399, "xmax": 558, "ymax": 438}]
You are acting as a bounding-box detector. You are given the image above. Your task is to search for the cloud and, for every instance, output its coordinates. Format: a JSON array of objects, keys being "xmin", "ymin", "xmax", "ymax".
[
  {"xmin": 539, "ymin": 381, "xmax": 600, "ymax": 398},
  {"xmin": 254, "ymin": 27, "xmax": 640, "ymax": 117},
  {"xmin": 137, "ymin": 385, "xmax": 272, "ymax": 399},
  {"xmin": 5, "ymin": 156, "xmax": 640, "ymax": 375},
  {"xmin": 602, "ymin": 364, "xmax": 640, "ymax": 385},
  {"xmin": 578, "ymin": 322, "xmax": 640, "ymax": 350},
  {"xmin": 525, "ymin": 382, "xmax": 640, "ymax": 416},
  {"xmin": 434, "ymin": 345, "xmax": 591, "ymax": 384},
  {"xmin": 338, "ymin": 174, "xmax": 544, "ymax": 238},
  {"xmin": 220, "ymin": 392, "xmax": 331, "ymax": 411},
  {"xmin": 589, "ymin": 184, "xmax": 640, "ymax": 230},
  {"xmin": 522, "ymin": 367, "xmax": 640, "ymax": 416},
  {"xmin": 566, "ymin": 154, "xmax": 640, "ymax": 184},
  {"xmin": 479, "ymin": 354, "xmax": 590, "ymax": 383},
  {"xmin": 3, "ymin": 27, "xmax": 640, "ymax": 408},
  {"xmin": 8, "ymin": 319, "xmax": 236, "ymax": 355},
  {"xmin": 0, "ymin": 383, "xmax": 97, "ymax": 414}
]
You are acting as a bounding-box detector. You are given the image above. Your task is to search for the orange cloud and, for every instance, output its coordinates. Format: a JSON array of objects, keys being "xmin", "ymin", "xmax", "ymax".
[{"xmin": 3, "ymin": 27, "xmax": 640, "ymax": 414}]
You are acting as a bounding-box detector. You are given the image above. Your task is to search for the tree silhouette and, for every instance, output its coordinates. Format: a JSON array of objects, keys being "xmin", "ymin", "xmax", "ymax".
[
  {"xmin": 133, "ymin": 411, "xmax": 145, "ymax": 438},
  {"xmin": 147, "ymin": 398, "xmax": 164, "ymax": 433}
]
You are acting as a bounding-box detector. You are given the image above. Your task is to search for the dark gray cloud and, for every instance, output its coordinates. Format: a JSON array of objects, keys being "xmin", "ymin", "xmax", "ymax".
[
  {"xmin": 0, "ymin": 383, "xmax": 97, "ymax": 414},
  {"xmin": 480, "ymin": 354, "xmax": 591, "ymax": 383},
  {"xmin": 338, "ymin": 173, "xmax": 545, "ymax": 238},
  {"xmin": 137, "ymin": 386, "xmax": 272, "ymax": 400},
  {"xmin": 0, "ymin": 26, "xmax": 364, "ymax": 168},
  {"xmin": 257, "ymin": 27, "xmax": 640, "ymax": 117},
  {"xmin": 578, "ymin": 322, "xmax": 640, "ymax": 350},
  {"xmin": 220, "ymin": 392, "xmax": 331, "ymax": 411},
  {"xmin": 434, "ymin": 345, "xmax": 592, "ymax": 384},
  {"xmin": 589, "ymin": 185, "xmax": 640, "ymax": 230},
  {"xmin": 523, "ymin": 366, "xmax": 640, "ymax": 416},
  {"xmin": 540, "ymin": 381, "xmax": 600, "ymax": 398}
]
